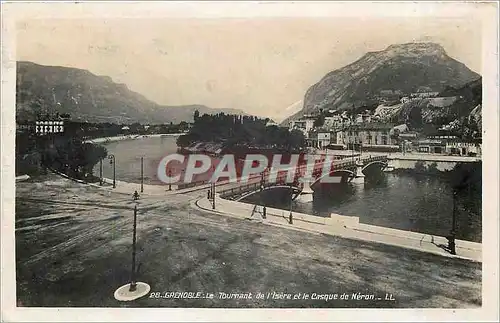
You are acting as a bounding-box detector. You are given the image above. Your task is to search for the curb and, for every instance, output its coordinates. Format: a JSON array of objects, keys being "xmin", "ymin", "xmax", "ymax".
[
  {"xmin": 192, "ymin": 198, "xmax": 322, "ymax": 236},
  {"xmin": 48, "ymin": 169, "xmax": 132, "ymax": 196},
  {"xmin": 192, "ymin": 197, "xmax": 481, "ymax": 263}
]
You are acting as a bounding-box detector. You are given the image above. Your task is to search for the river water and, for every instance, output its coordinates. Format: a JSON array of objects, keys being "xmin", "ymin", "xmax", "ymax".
[
  {"xmin": 94, "ymin": 136, "xmax": 179, "ymax": 185},
  {"xmin": 96, "ymin": 136, "xmax": 482, "ymax": 243}
]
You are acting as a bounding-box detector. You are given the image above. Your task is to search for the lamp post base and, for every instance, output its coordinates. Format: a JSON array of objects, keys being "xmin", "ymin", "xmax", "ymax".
[{"xmin": 114, "ymin": 282, "xmax": 151, "ymax": 301}]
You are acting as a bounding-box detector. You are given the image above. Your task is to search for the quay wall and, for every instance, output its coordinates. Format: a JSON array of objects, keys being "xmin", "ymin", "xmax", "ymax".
[
  {"xmin": 387, "ymin": 154, "xmax": 481, "ymax": 172},
  {"xmin": 213, "ymin": 193, "xmax": 480, "ymax": 250}
]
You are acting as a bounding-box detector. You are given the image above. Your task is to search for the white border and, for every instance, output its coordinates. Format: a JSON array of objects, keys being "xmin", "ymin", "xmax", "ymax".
[{"xmin": 1, "ymin": 2, "xmax": 499, "ymax": 322}]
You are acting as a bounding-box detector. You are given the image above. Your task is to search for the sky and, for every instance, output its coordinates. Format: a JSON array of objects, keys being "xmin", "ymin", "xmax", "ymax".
[{"xmin": 16, "ymin": 16, "xmax": 483, "ymax": 121}]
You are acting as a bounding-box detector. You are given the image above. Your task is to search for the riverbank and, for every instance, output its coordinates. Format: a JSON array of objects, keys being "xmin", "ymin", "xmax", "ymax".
[
  {"xmin": 84, "ymin": 133, "xmax": 184, "ymax": 144},
  {"xmin": 196, "ymin": 194, "xmax": 481, "ymax": 262},
  {"xmin": 320, "ymin": 149, "xmax": 481, "ymax": 162}
]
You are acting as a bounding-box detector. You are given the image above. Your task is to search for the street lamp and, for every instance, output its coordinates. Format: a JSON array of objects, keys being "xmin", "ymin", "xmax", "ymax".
[
  {"xmin": 350, "ymin": 136, "xmax": 354, "ymax": 163},
  {"xmin": 113, "ymin": 199, "xmax": 151, "ymax": 301},
  {"xmin": 108, "ymin": 154, "xmax": 116, "ymax": 188},
  {"xmin": 99, "ymin": 158, "xmax": 103, "ymax": 186},
  {"xmin": 212, "ymin": 181, "xmax": 216, "ymax": 209},
  {"xmin": 289, "ymin": 183, "xmax": 293, "ymax": 224},
  {"xmin": 168, "ymin": 169, "xmax": 172, "ymax": 191},
  {"xmin": 140, "ymin": 157, "xmax": 144, "ymax": 193},
  {"xmin": 447, "ymin": 188, "xmax": 458, "ymax": 255},
  {"xmin": 358, "ymin": 139, "xmax": 363, "ymax": 161},
  {"xmin": 130, "ymin": 202, "xmax": 138, "ymax": 291},
  {"xmin": 260, "ymin": 171, "xmax": 267, "ymax": 219},
  {"xmin": 210, "ymin": 165, "xmax": 216, "ymax": 209}
]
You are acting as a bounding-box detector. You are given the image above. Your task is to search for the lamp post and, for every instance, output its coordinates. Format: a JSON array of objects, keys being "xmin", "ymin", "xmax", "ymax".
[
  {"xmin": 108, "ymin": 154, "xmax": 116, "ymax": 188},
  {"xmin": 448, "ymin": 188, "xmax": 457, "ymax": 255},
  {"xmin": 99, "ymin": 158, "xmax": 103, "ymax": 186},
  {"xmin": 289, "ymin": 183, "xmax": 293, "ymax": 224},
  {"xmin": 212, "ymin": 181, "xmax": 216, "ymax": 210},
  {"xmin": 129, "ymin": 203, "xmax": 138, "ymax": 291},
  {"xmin": 260, "ymin": 171, "xmax": 267, "ymax": 219},
  {"xmin": 140, "ymin": 157, "xmax": 144, "ymax": 193},
  {"xmin": 211, "ymin": 165, "xmax": 216, "ymax": 209},
  {"xmin": 168, "ymin": 169, "xmax": 172, "ymax": 191},
  {"xmin": 359, "ymin": 139, "xmax": 362, "ymax": 161},
  {"xmin": 113, "ymin": 199, "xmax": 151, "ymax": 301},
  {"xmin": 351, "ymin": 136, "xmax": 354, "ymax": 163}
]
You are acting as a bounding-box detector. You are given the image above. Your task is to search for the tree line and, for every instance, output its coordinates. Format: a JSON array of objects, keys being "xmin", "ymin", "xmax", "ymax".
[{"xmin": 176, "ymin": 111, "xmax": 306, "ymax": 151}]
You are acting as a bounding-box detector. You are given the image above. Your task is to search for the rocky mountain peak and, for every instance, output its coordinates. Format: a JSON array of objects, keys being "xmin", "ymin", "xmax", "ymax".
[
  {"xmin": 373, "ymin": 42, "xmax": 448, "ymax": 61},
  {"xmin": 282, "ymin": 42, "xmax": 479, "ymax": 125}
]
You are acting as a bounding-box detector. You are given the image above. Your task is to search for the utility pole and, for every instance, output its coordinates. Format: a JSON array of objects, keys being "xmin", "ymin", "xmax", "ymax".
[
  {"xmin": 140, "ymin": 157, "xmax": 144, "ymax": 193},
  {"xmin": 129, "ymin": 203, "xmax": 138, "ymax": 292}
]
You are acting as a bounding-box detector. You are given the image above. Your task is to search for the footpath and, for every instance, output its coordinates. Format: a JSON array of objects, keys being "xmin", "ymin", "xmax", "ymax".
[{"xmin": 195, "ymin": 194, "xmax": 482, "ymax": 263}]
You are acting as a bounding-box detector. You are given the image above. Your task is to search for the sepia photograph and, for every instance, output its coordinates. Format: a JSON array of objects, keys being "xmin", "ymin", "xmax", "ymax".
[{"xmin": 1, "ymin": 1, "xmax": 498, "ymax": 322}]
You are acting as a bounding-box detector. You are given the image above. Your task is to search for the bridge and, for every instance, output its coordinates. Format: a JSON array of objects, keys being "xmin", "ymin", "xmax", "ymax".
[{"xmin": 218, "ymin": 155, "xmax": 388, "ymax": 202}]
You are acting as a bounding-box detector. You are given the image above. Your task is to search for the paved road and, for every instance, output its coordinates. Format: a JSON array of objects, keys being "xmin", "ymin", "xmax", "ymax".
[{"xmin": 14, "ymin": 174, "xmax": 481, "ymax": 308}]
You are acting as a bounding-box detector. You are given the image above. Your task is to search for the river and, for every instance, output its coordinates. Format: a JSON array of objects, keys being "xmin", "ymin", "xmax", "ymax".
[
  {"xmin": 96, "ymin": 136, "xmax": 482, "ymax": 243},
  {"xmin": 94, "ymin": 135, "xmax": 179, "ymax": 185},
  {"xmin": 243, "ymin": 172, "xmax": 481, "ymax": 243}
]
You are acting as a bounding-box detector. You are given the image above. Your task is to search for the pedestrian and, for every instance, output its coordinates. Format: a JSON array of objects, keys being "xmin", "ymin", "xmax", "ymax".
[{"xmin": 133, "ymin": 190, "xmax": 140, "ymax": 200}]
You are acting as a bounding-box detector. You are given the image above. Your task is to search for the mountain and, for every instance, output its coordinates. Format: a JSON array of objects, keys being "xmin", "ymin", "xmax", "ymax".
[
  {"xmin": 16, "ymin": 61, "xmax": 246, "ymax": 124},
  {"xmin": 376, "ymin": 77, "xmax": 481, "ymax": 124},
  {"xmin": 283, "ymin": 42, "xmax": 480, "ymax": 125}
]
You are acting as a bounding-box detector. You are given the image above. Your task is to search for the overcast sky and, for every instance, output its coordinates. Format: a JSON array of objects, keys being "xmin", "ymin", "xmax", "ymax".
[{"xmin": 17, "ymin": 16, "xmax": 482, "ymax": 121}]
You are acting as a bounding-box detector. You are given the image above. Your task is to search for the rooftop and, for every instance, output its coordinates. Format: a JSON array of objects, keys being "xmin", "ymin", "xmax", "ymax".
[{"xmin": 348, "ymin": 122, "xmax": 395, "ymax": 130}]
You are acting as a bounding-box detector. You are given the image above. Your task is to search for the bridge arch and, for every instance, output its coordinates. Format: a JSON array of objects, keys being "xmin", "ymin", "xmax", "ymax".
[
  {"xmin": 361, "ymin": 161, "xmax": 388, "ymax": 172},
  {"xmin": 235, "ymin": 185, "xmax": 301, "ymax": 202},
  {"xmin": 311, "ymin": 169, "xmax": 355, "ymax": 186}
]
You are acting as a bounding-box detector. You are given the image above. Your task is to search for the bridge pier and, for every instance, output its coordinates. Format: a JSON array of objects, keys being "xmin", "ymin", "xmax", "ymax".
[
  {"xmin": 383, "ymin": 159, "xmax": 395, "ymax": 172},
  {"xmin": 296, "ymin": 177, "xmax": 314, "ymax": 203},
  {"xmin": 351, "ymin": 160, "xmax": 365, "ymax": 184}
]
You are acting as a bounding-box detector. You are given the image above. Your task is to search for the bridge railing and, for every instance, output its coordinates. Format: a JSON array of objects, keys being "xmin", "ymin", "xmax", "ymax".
[
  {"xmin": 219, "ymin": 174, "xmax": 292, "ymax": 199},
  {"xmin": 188, "ymin": 155, "xmax": 389, "ymax": 195}
]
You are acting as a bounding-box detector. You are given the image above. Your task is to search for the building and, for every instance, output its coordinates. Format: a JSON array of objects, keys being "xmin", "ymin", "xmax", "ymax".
[
  {"xmin": 445, "ymin": 140, "xmax": 481, "ymax": 156},
  {"xmin": 341, "ymin": 123, "xmax": 395, "ymax": 148},
  {"xmin": 416, "ymin": 139, "xmax": 446, "ymax": 154},
  {"xmin": 289, "ymin": 116, "xmax": 316, "ymax": 138},
  {"xmin": 323, "ymin": 115, "xmax": 342, "ymax": 129},
  {"xmin": 266, "ymin": 120, "xmax": 279, "ymax": 127},
  {"xmin": 308, "ymin": 129, "xmax": 332, "ymax": 149},
  {"xmin": 354, "ymin": 113, "xmax": 373, "ymax": 124},
  {"xmin": 416, "ymin": 135, "xmax": 482, "ymax": 156},
  {"xmin": 410, "ymin": 91, "xmax": 440, "ymax": 99}
]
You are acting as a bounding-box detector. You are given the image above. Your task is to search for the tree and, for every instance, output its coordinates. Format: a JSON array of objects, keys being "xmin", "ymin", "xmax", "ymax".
[
  {"xmin": 313, "ymin": 115, "xmax": 325, "ymax": 128},
  {"xmin": 194, "ymin": 110, "xmax": 200, "ymax": 122}
]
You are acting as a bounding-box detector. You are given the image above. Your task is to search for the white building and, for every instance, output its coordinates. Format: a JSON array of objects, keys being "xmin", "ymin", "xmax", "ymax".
[
  {"xmin": 324, "ymin": 115, "xmax": 342, "ymax": 129},
  {"xmin": 289, "ymin": 117, "xmax": 315, "ymax": 138},
  {"xmin": 309, "ymin": 130, "xmax": 332, "ymax": 149}
]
